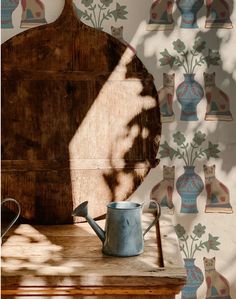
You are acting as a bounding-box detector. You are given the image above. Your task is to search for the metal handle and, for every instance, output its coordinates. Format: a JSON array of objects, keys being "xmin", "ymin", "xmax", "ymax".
[
  {"xmin": 1, "ymin": 198, "xmax": 21, "ymax": 238},
  {"xmin": 142, "ymin": 200, "xmax": 161, "ymax": 237}
]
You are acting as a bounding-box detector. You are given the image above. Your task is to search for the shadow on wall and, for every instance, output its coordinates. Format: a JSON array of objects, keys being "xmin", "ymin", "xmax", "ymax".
[
  {"xmin": 2, "ymin": 0, "xmax": 235, "ymax": 225},
  {"xmin": 1, "ymin": 0, "xmax": 236, "ymax": 297},
  {"xmin": 130, "ymin": 0, "xmax": 235, "ymax": 208},
  {"xmin": 129, "ymin": 1, "xmax": 236, "ymax": 298}
]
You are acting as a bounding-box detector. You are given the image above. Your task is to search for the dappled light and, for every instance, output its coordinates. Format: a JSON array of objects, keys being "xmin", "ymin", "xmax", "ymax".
[
  {"xmin": 128, "ymin": 0, "xmax": 236, "ymax": 206},
  {"xmin": 126, "ymin": 1, "xmax": 236, "ymax": 298},
  {"xmin": 69, "ymin": 44, "xmax": 161, "ymax": 220},
  {"xmin": 1, "ymin": 0, "xmax": 161, "ymax": 224},
  {"xmin": 1, "ymin": 224, "xmax": 81, "ymax": 275},
  {"xmin": 1, "ymin": 215, "xmax": 168, "ymax": 297},
  {"xmin": 1, "ymin": 0, "xmax": 236, "ymax": 298}
]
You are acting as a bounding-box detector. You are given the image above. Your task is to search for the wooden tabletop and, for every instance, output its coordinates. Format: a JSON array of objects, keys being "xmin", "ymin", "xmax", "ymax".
[{"xmin": 1, "ymin": 213, "xmax": 186, "ymax": 298}]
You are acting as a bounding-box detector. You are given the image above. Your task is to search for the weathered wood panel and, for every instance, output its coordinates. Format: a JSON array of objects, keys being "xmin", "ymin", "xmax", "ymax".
[{"xmin": 1, "ymin": 0, "xmax": 161, "ymax": 224}]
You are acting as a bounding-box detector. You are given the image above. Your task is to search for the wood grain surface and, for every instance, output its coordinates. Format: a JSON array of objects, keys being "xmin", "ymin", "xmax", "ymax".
[
  {"xmin": 1, "ymin": 214, "xmax": 186, "ymax": 298},
  {"xmin": 1, "ymin": 0, "xmax": 161, "ymax": 224}
]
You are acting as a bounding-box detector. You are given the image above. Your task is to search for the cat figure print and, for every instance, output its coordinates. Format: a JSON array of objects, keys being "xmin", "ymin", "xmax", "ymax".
[
  {"xmin": 204, "ymin": 72, "xmax": 233, "ymax": 121},
  {"xmin": 204, "ymin": 164, "xmax": 233, "ymax": 213}
]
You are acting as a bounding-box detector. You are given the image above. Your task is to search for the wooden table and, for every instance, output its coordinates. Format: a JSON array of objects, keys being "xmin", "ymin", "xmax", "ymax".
[{"xmin": 1, "ymin": 213, "xmax": 186, "ymax": 298}]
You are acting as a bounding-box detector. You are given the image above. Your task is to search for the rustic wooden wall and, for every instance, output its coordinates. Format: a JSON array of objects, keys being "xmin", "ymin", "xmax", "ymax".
[{"xmin": 1, "ymin": 0, "xmax": 161, "ymax": 224}]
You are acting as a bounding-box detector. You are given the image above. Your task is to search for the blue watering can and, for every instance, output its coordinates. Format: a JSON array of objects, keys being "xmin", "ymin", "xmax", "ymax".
[
  {"xmin": 1, "ymin": 198, "xmax": 21, "ymax": 240},
  {"xmin": 72, "ymin": 200, "xmax": 161, "ymax": 257}
]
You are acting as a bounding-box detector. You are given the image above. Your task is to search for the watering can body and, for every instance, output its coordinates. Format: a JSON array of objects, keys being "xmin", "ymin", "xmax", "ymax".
[
  {"xmin": 103, "ymin": 202, "xmax": 144, "ymax": 256},
  {"xmin": 72, "ymin": 201, "xmax": 160, "ymax": 257}
]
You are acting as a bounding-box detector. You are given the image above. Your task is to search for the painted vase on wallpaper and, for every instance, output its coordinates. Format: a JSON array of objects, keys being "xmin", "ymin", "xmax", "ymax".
[
  {"xmin": 1, "ymin": 0, "xmax": 19, "ymax": 29},
  {"xmin": 176, "ymin": 73, "xmax": 204, "ymax": 121},
  {"xmin": 75, "ymin": 0, "xmax": 128, "ymax": 30},
  {"xmin": 20, "ymin": 0, "xmax": 47, "ymax": 28},
  {"xmin": 176, "ymin": 0, "xmax": 204, "ymax": 29},
  {"xmin": 159, "ymin": 37, "xmax": 221, "ymax": 121},
  {"xmin": 176, "ymin": 165, "xmax": 204, "ymax": 213},
  {"xmin": 159, "ymin": 131, "xmax": 221, "ymax": 213},
  {"xmin": 147, "ymin": 0, "xmax": 175, "ymax": 31},
  {"xmin": 175, "ymin": 223, "xmax": 220, "ymax": 299},
  {"xmin": 205, "ymin": 0, "xmax": 233, "ymax": 29}
]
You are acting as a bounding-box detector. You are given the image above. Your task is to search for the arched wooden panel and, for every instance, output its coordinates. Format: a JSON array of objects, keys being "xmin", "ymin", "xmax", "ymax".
[{"xmin": 1, "ymin": 0, "xmax": 161, "ymax": 224}]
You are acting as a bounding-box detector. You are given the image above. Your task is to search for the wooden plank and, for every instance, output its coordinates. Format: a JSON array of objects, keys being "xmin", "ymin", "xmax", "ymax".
[
  {"xmin": 2, "ymin": 296, "xmax": 175, "ymax": 299},
  {"xmin": 1, "ymin": 287, "xmax": 181, "ymax": 296},
  {"xmin": 1, "ymin": 215, "xmax": 186, "ymax": 298},
  {"xmin": 1, "ymin": 294, "xmax": 175, "ymax": 299},
  {"xmin": 2, "ymin": 159, "xmax": 155, "ymax": 171},
  {"xmin": 159, "ymin": 212, "xmax": 185, "ymax": 269},
  {"xmin": 2, "ymin": 70, "xmax": 154, "ymax": 81}
]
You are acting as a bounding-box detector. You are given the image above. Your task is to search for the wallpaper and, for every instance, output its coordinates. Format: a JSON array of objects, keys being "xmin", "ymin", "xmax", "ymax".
[{"xmin": 1, "ymin": 0, "xmax": 236, "ymax": 298}]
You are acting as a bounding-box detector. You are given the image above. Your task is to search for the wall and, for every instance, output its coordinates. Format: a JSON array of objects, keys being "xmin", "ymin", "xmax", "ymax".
[{"xmin": 2, "ymin": 1, "xmax": 236, "ymax": 298}]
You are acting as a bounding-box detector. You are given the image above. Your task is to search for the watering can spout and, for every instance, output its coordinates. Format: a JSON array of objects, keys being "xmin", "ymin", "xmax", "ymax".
[{"xmin": 72, "ymin": 201, "xmax": 105, "ymax": 243}]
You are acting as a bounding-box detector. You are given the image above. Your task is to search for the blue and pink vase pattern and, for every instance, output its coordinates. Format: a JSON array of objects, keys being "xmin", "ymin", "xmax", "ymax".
[
  {"xmin": 176, "ymin": 166, "xmax": 204, "ymax": 213},
  {"xmin": 176, "ymin": 0, "xmax": 204, "ymax": 29},
  {"xmin": 176, "ymin": 74, "xmax": 204, "ymax": 121},
  {"xmin": 182, "ymin": 258, "xmax": 204, "ymax": 299},
  {"xmin": 1, "ymin": 0, "xmax": 19, "ymax": 28}
]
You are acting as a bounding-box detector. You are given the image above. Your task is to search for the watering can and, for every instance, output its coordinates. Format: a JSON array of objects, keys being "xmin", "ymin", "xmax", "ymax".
[
  {"xmin": 72, "ymin": 200, "xmax": 161, "ymax": 257},
  {"xmin": 1, "ymin": 198, "xmax": 21, "ymax": 240}
]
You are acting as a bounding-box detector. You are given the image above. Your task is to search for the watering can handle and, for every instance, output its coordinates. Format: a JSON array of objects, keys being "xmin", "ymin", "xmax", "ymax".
[
  {"xmin": 142, "ymin": 200, "xmax": 161, "ymax": 237},
  {"xmin": 1, "ymin": 198, "xmax": 21, "ymax": 239}
]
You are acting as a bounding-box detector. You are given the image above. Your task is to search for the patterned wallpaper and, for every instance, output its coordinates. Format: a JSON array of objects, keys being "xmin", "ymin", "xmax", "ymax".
[{"xmin": 1, "ymin": 1, "xmax": 236, "ymax": 298}]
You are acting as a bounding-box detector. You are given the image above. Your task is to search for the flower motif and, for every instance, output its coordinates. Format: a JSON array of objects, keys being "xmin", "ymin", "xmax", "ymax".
[
  {"xmin": 159, "ymin": 37, "xmax": 221, "ymax": 73},
  {"xmin": 173, "ymin": 39, "xmax": 186, "ymax": 53},
  {"xmin": 111, "ymin": 3, "xmax": 128, "ymax": 21},
  {"xmin": 173, "ymin": 132, "xmax": 186, "ymax": 146},
  {"xmin": 81, "ymin": 0, "xmax": 94, "ymax": 7},
  {"xmin": 174, "ymin": 224, "xmax": 186, "ymax": 238},
  {"xmin": 204, "ymin": 141, "xmax": 221, "ymax": 160},
  {"xmin": 159, "ymin": 141, "xmax": 176, "ymax": 160},
  {"xmin": 159, "ymin": 49, "xmax": 176, "ymax": 68},
  {"xmin": 193, "ymin": 37, "xmax": 206, "ymax": 53},
  {"xmin": 159, "ymin": 130, "xmax": 220, "ymax": 167},
  {"xmin": 193, "ymin": 131, "xmax": 206, "ymax": 146},
  {"xmin": 203, "ymin": 234, "xmax": 220, "ymax": 252},
  {"xmin": 193, "ymin": 223, "xmax": 206, "ymax": 238},
  {"xmin": 174, "ymin": 223, "xmax": 221, "ymax": 258},
  {"xmin": 100, "ymin": 0, "xmax": 113, "ymax": 7}
]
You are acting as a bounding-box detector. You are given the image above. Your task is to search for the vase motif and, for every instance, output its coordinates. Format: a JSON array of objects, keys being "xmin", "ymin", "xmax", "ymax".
[
  {"xmin": 182, "ymin": 258, "xmax": 204, "ymax": 299},
  {"xmin": 1, "ymin": 0, "xmax": 19, "ymax": 28},
  {"xmin": 176, "ymin": 166, "xmax": 204, "ymax": 213},
  {"xmin": 177, "ymin": 0, "xmax": 204, "ymax": 29},
  {"xmin": 176, "ymin": 74, "xmax": 204, "ymax": 121}
]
